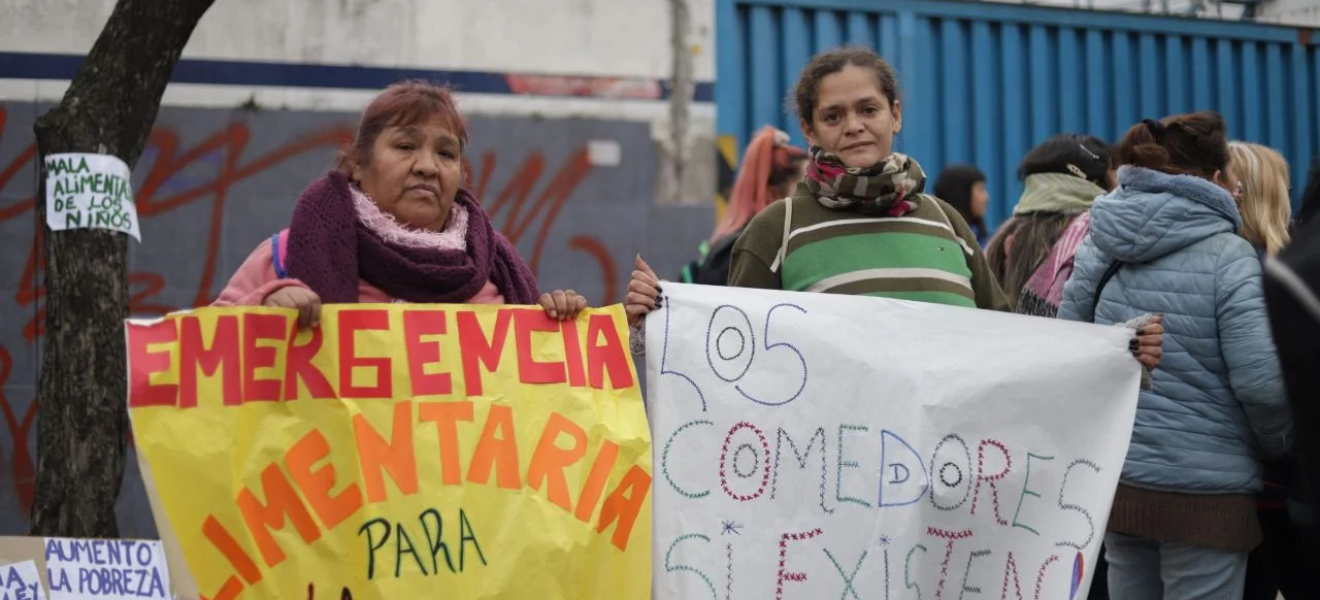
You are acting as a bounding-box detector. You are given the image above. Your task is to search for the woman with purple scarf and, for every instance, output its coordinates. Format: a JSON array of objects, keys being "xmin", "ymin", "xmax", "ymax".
[{"xmin": 214, "ymin": 80, "xmax": 586, "ymax": 322}]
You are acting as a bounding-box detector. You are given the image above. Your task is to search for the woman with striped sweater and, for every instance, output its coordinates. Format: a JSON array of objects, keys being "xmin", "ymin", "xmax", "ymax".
[
  {"xmin": 721, "ymin": 47, "xmax": 1006, "ymax": 308},
  {"xmin": 625, "ymin": 46, "xmax": 1161, "ymax": 370}
]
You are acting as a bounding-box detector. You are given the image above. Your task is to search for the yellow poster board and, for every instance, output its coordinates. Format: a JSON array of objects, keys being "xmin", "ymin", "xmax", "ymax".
[{"xmin": 125, "ymin": 304, "xmax": 652, "ymax": 600}]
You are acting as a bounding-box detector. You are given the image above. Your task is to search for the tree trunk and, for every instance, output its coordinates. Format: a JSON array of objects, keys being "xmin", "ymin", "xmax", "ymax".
[{"xmin": 30, "ymin": 0, "xmax": 216, "ymax": 538}]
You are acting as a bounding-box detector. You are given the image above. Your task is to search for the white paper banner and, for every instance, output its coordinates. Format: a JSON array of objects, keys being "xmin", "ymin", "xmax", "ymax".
[
  {"xmin": 43, "ymin": 538, "xmax": 170, "ymax": 600},
  {"xmin": 44, "ymin": 153, "xmax": 141, "ymax": 241},
  {"xmin": 0, "ymin": 560, "xmax": 46, "ymax": 600},
  {"xmin": 647, "ymin": 283, "xmax": 1140, "ymax": 600}
]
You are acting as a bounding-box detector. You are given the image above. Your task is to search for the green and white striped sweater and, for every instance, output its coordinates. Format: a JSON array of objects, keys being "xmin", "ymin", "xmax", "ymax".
[{"xmin": 729, "ymin": 190, "xmax": 1009, "ymax": 311}]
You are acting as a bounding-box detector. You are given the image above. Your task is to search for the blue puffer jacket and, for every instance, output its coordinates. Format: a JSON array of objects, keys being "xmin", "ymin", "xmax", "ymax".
[{"xmin": 1059, "ymin": 166, "xmax": 1291, "ymax": 494}]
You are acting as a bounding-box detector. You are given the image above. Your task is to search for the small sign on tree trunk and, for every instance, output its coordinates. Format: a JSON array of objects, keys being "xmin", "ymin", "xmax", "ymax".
[{"xmin": 43, "ymin": 153, "xmax": 140, "ymax": 241}]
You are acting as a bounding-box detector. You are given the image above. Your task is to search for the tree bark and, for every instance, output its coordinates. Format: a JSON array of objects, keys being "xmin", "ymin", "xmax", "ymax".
[{"xmin": 30, "ymin": 0, "xmax": 216, "ymax": 538}]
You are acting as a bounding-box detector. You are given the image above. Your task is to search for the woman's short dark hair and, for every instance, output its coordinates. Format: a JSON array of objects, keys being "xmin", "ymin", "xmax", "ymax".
[
  {"xmin": 1018, "ymin": 134, "xmax": 1115, "ymax": 186},
  {"xmin": 789, "ymin": 45, "xmax": 901, "ymax": 128},
  {"xmin": 934, "ymin": 164, "xmax": 987, "ymax": 230}
]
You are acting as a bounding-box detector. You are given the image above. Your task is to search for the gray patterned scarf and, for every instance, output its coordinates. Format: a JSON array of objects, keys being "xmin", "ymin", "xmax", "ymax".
[{"xmin": 801, "ymin": 147, "xmax": 925, "ymax": 216}]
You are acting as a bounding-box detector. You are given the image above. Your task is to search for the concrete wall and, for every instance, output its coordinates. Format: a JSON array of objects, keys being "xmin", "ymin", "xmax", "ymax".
[
  {"xmin": 2, "ymin": 0, "xmax": 717, "ymax": 80},
  {"xmin": 1, "ymin": 0, "xmax": 722, "ymax": 202}
]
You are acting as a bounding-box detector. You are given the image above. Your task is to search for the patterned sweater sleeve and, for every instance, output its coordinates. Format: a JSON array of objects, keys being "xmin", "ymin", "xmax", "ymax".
[{"xmin": 629, "ymin": 322, "xmax": 646, "ymax": 356}]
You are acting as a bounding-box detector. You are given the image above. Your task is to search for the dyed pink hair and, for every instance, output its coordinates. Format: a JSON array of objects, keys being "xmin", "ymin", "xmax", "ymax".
[
  {"xmin": 710, "ymin": 126, "xmax": 807, "ymax": 242},
  {"xmin": 337, "ymin": 79, "xmax": 469, "ymax": 175}
]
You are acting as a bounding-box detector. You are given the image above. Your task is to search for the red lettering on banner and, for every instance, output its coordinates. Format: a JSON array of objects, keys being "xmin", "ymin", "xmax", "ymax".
[
  {"xmin": 403, "ymin": 310, "xmax": 452, "ymax": 397},
  {"xmin": 775, "ymin": 528, "xmax": 824, "ymax": 599},
  {"xmin": 127, "ymin": 320, "xmax": 179, "ymax": 408},
  {"xmin": 242, "ymin": 313, "xmax": 287, "ymax": 403},
  {"xmin": 283, "ymin": 325, "xmax": 334, "ymax": 401},
  {"xmin": 560, "ymin": 318, "xmax": 587, "ymax": 387},
  {"xmin": 585, "ymin": 314, "xmax": 632, "ymax": 390},
  {"xmin": 514, "ymin": 309, "xmax": 567, "ymax": 384},
  {"xmin": 180, "ymin": 315, "xmax": 241, "ymax": 407},
  {"xmin": 337, "ymin": 309, "xmax": 391, "ymax": 399},
  {"xmin": 456, "ymin": 311, "xmax": 511, "ymax": 396}
]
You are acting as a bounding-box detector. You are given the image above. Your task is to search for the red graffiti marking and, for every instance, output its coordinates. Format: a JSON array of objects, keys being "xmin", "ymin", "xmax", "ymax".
[
  {"xmin": 0, "ymin": 348, "xmax": 37, "ymax": 516},
  {"xmin": 471, "ymin": 147, "xmax": 615, "ymax": 303},
  {"xmin": 0, "ymin": 103, "xmax": 614, "ymax": 528}
]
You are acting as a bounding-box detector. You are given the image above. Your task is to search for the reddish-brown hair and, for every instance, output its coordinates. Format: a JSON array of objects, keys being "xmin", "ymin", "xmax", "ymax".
[
  {"xmin": 337, "ymin": 79, "xmax": 469, "ymax": 174},
  {"xmin": 710, "ymin": 126, "xmax": 807, "ymax": 242},
  {"xmin": 1117, "ymin": 111, "xmax": 1229, "ymax": 180}
]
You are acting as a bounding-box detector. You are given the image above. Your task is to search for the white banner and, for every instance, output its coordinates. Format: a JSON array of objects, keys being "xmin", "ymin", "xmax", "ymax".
[{"xmin": 647, "ymin": 283, "xmax": 1140, "ymax": 600}]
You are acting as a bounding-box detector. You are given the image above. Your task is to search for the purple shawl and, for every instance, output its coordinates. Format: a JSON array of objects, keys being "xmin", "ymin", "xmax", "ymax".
[{"xmin": 285, "ymin": 171, "xmax": 540, "ymax": 305}]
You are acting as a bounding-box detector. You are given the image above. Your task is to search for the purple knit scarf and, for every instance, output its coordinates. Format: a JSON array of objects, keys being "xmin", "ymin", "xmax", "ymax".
[{"xmin": 285, "ymin": 171, "xmax": 540, "ymax": 305}]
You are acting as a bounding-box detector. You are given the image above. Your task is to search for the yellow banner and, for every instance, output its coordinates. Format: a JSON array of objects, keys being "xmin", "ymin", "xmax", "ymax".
[{"xmin": 125, "ymin": 304, "xmax": 652, "ymax": 600}]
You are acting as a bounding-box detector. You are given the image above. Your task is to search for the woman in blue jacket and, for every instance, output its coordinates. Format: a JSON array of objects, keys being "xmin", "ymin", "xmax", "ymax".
[{"xmin": 1058, "ymin": 111, "xmax": 1291, "ymax": 599}]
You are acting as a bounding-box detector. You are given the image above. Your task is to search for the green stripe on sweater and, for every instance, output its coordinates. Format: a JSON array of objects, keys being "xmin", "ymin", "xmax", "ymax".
[{"xmin": 783, "ymin": 231, "xmax": 974, "ymax": 292}]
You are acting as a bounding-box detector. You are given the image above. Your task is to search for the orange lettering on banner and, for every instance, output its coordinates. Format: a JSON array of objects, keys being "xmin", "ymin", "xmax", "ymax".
[
  {"xmin": 286, "ymin": 428, "xmax": 362, "ymax": 530},
  {"xmin": 527, "ymin": 412, "xmax": 588, "ymax": 512},
  {"xmin": 596, "ymin": 465, "xmax": 652, "ymax": 551},
  {"xmin": 456, "ymin": 310, "xmax": 511, "ymax": 396},
  {"xmin": 202, "ymin": 515, "xmax": 262, "ymax": 584},
  {"xmin": 574, "ymin": 440, "xmax": 621, "ymax": 523},
  {"xmin": 337, "ymin": 309, "xmax": 392, "ymax": 399},
  {"xmin": 242, "ymin": 313, "xmax": 287, "ymax": 403},
  {"xmin": 284, "ymin": 325, "xmax": 335, "ymax": 401},
  {"xmin": 418, "ymin": 401, "xmax": 475, "ymax": 485},
  {"xmin": 404, "ymin": 310, "xmax": 452, "ymax": 397},
  {"xmin": 467, "ymin": 404, "xmax": 522, "ymax": 490},
  {"xmin": 200, "ymin": 575, "xmax": 245, "ymax": 600},
  {"xmin": 180, "ymin": 315, "xmax": 242, "ymax": 407},
  {"xmin": 127, "ymin": 319, "xmax": 179, "ymax": 407},
  {"xmin": 354, "ymin": 401, "xmax": 419, "ymax": 503},
  {"xmin": 237, "ymin": 463, "xmax": 323, "ymax": 568}
]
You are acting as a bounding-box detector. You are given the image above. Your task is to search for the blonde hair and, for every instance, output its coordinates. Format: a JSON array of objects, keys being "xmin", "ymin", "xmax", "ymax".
[{"xmin": 1228, "ymin": 141, "xmax": 1292, "ymax": 256}]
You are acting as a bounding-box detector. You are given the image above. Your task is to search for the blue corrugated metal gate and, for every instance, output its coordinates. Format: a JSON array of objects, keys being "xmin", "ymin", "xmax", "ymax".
[{"xmin": 716, "ymin": 0, "xmax": 1320, "ymax": 228}]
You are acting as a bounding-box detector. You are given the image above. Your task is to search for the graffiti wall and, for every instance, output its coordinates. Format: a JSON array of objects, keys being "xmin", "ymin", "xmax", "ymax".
[{"xmin": 0, "ymin": 101, "xmax": 711, "ymax": 536}]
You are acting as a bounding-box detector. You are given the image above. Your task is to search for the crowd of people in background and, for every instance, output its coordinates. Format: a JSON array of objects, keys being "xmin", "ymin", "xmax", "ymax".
[
  {"xmin": 645, "ymin": 45, "xmax": 1319, "ymax": 600},
  {"xmin": 203, "ymin": 40, "xmax": 1318, "ymax": 600}
]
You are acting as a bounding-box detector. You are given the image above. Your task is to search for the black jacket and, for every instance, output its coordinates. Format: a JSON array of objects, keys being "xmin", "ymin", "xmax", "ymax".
[
  {"xmin": 1264, "ymin": 216, "xmax": 1320, "ymax": 528},
  {"xmin": 679, "ymin": 232, "xmax": 740, "ymax": 287}
]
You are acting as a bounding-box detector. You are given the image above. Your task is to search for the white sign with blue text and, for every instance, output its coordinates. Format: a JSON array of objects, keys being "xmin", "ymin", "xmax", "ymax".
[
  {"xmin": 43, "ymin": 538, "xmax": 169, "ymax": 600},
  {"xmin": 0, "ymin": 560, "xmax": 45, "ymax": 600},
  {"xmin": 647, "ymin": 283, "xmax": 1141, "ymax": 600}
]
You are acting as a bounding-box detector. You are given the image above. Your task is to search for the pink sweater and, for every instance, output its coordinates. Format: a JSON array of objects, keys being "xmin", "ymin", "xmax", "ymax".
[{"xmin": 213, "ymin": 236, "xmax": 506, "ymax": 307}]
